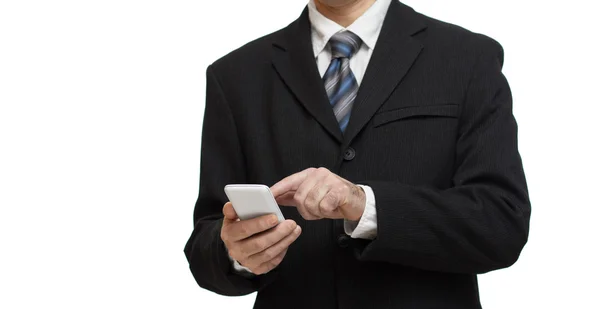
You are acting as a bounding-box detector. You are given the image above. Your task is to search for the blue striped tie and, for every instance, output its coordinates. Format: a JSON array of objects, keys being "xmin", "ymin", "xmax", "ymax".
[{"xmin": 322, "ymin": 31, "xmax": 362, "ymax": 133}]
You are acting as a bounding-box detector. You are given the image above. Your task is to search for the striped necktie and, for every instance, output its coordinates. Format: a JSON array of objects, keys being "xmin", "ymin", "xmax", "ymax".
[{"xmin": 322, "ymin": 31, "xmax": 362, "ymax": 133}]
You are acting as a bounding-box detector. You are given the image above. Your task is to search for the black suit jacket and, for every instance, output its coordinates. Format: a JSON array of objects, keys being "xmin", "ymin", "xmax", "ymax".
[{"xmin": 184, "ymin": 1, "xmax": 531, "ymax": 308}]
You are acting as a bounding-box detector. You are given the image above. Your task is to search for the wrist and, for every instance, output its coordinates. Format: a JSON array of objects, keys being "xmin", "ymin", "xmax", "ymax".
[{"xmin": 347, "ymin": 185, "xmax": 366, "ymax": 221}]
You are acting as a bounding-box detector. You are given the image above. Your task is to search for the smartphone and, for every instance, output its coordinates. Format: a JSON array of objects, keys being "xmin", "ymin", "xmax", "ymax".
[{"xmin": 224, "ymin": 184, "xmax": 285, "ymax": 223}]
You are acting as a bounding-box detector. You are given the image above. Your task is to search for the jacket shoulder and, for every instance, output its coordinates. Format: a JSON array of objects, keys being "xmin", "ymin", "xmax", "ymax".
[
  {"xmin": 416, "ymin": 11, "xmax": 504, "ymax": 63},
  {"xmin": 209, "ymin": 26, "xmax": 287, "ymax": 74}
]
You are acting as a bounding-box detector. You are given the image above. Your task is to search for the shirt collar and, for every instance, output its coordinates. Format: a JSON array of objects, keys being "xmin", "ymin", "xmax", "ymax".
[{"xmin": 308, "ymin": 0, "xmax": 392, "ymax": 57}]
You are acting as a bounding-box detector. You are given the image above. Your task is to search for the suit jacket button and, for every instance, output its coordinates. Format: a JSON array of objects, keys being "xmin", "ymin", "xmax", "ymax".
[
  {"xmin": 337, "ymin": 234, "xmax": 350, "ymax": 248},
  {"xmin": 343, "ymin": 147, "xmax": 356, "ymax": 161}
]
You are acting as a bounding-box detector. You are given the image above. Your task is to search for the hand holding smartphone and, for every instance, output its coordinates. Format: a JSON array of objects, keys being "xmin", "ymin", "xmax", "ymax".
[{"xmin": 221, "ymin": 184, "xmax": 298, "ymax": 275}]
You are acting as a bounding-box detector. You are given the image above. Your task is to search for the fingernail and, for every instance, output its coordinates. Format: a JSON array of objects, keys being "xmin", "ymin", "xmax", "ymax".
[{"xmin": 294, "ymin": 226, "xmax": 301, "ymax": 234}]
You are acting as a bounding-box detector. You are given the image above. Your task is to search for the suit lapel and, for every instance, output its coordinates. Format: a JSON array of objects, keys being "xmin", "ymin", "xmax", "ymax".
[
  {"xmin": 272, "ymin": 8, "xmax": 343, "ymax": 143},
  {"xmin": 343, "ymin": 1, "xmax": 427, "ymax": 146}
]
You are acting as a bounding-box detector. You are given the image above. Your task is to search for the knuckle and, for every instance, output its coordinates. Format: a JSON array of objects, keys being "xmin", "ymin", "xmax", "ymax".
[
  {"xmin": 272, "ymin": 253, "xmax": 285, "ymax": 265},
  {"xmin": 304, "ymin": 214, "xmax": 318, "ymax": 220},
  {"xmin": 268, "ymin": 260, "xmax": 279, "ymax": 270},
  {"xmin": 298, "ymin": 209, "xmax": 309, "ymax": 219},
  {"xmin": 261, "ymin": 218, "xmax": 273, "ymax": 230},
  {"xmin": 269, "ymin": 259, "xmax": 281, "ymax": 269},
  {"xmin": 325, "ymin": 192, "xmax": 338, "ymax": 204},
  {"xmin": 286, "ymin": 221, "xmax": 297, "ymax": 233},
  {"xmin": 317, "ymin": 167, "xmax": 330, "ymax": 174},
  {"xmin": 304, "ymin": 204, "xmax": 317, "ymax": 216},
  {"xmin": 293, "ymin": 191, "xmax": 304, "ymax": 204},
  {"xmin": 246, "ymin": 261, "xmax": 260, "ymax": 271},
  {"xmin": 319, "ymin": 206, "xmax": 333, "ymax": 217},
  {"xmin": 259, "ymin": 267, "xmax": 270, "ymax": 275},
  {"xmin": 305, "ymin": 191, "xmax": 317, "ymax": 205},
  {"xmin": 326, "ymin": 172, "xmax": 337, "ymax": 181},
  {"xmin": 298, "ymin": 209, "xmax": 311, "ymax": 220},
  {"xmin": 254, "ymin": 239, "xmax": 267, "ymax": 252},
  {"xmin": 253, "ymin": 265, "xmax": 266, "ymax": 275},
  {"xmin": 240, "ymin": 243, "xmax": 254, "ymax": 257},
  {"xmin": 318, "ymin": 202, "xmax": 330, "ymax": 213},
  {"xmin": 262, "ymin": 248, "xmax": 276, "ymax": 261}
]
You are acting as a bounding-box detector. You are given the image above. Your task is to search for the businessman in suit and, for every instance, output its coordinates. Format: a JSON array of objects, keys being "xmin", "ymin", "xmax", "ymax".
[{"xmin": 184, "ymin": 0, "xmax": 531, "ymax": 308}]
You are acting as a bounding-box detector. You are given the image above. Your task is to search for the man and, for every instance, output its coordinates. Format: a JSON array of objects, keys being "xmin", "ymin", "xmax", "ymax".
[{"xmin": 184, "ymin": 0, "xmax": 531, "ymax": 308}]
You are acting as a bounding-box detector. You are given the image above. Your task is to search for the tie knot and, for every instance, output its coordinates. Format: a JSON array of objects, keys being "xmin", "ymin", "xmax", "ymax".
[{"xmin": 329, "ymin": 31, "xmax": 362, "ymax": 59}]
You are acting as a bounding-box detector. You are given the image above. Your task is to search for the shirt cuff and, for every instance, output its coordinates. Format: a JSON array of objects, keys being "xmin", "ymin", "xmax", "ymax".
[
  {"xmin": 344, "ymin": 185, "xmax": 377, "ymax": 240},
  {"xmin": 228, "ymin": 252, "xmax": 255, "ymax": 277}
]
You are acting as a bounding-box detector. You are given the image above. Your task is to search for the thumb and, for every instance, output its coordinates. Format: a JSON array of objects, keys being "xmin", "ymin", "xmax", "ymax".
[{"xmin": 222, "ymin": 202, "xmax": 238, "ymax": 222}]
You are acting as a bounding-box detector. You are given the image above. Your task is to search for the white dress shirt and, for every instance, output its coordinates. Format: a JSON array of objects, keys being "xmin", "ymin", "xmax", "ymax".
[{"xmin": 231, "ymin": 0, "xmax": 391, "ymax": 274}]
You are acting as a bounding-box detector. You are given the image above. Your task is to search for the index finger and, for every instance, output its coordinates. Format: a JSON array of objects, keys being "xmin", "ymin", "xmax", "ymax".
[
  {"xmin": 270, "ymin": 168, "xmax": 313, "ymax": 198},
  {"xmin": 226, "ymin": 214, "xmax": 279, "ymax": 241}
]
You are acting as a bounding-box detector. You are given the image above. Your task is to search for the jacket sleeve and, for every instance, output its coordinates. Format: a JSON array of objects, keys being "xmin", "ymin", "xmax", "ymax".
[
  {"xmin": 184, "ymin": 65, "xmax": 278, "ymax": 296},
  {"xmin": 354, "ymin": 39, "xmax": 531, "ymax": 274}
]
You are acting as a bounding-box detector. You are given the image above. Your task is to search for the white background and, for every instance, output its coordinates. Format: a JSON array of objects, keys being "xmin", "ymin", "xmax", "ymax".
[{"xmin": 1, "ymin": 0, "xmax": 599, "ymax": 308}]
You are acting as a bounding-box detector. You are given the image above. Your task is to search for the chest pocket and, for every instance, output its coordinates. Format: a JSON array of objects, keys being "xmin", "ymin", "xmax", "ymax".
[{"xmin": 372, "ymin": 104, "xmax": 459, "ymax": 127}]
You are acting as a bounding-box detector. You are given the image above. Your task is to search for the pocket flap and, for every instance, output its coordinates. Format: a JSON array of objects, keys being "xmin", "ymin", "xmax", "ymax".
[{"xmin": 373, "ymin": 104, "xmax": 459, "ymax": 127}]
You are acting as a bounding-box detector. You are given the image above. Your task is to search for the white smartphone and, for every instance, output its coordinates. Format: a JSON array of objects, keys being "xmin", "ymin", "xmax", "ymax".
[{"xmin": 224, "ymin": 184, "xmax": 285, "ymax": 223}]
